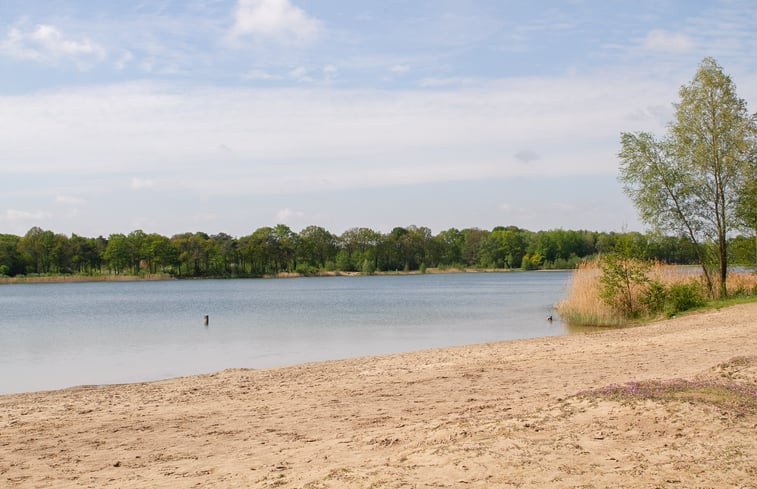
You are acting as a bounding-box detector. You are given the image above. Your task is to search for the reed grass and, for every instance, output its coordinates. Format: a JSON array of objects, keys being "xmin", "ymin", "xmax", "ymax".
[
  {"xmin": 556, "ymin": 258, "xmax": 757, "ymax": 326},
  {"xmin": 556, "ymin": 258, "xmax": 619, "ymax": 326}
]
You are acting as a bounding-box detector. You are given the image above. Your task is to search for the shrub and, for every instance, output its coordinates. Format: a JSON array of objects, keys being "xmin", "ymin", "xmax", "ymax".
[
  {"xmin": 666, "ymin": 281, "xmax": 706, "ymax": 315},
  {"xmin": 598, "ymin": 254, "xmax": 650, "ymax": 318},
  {"xmin": 640, "ymin": 279, "xmax": 668, "ymax": 314},
  {"xmin": 556, "ymin": 258, "xmax": 754, "ymax": 326},
  {"xmin": 295, "ymin": 263, "xmax": 319, "ymax": 276},
  {"xmin": 361, "ymin": 259, "xmax": 375, "ymax": 275}
]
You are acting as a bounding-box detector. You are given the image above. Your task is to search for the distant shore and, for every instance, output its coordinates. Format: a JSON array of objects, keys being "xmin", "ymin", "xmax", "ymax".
[
  {"xmin": 0, "ymin": 267, "xmax": 566, "ymax": 285},
  {"xmin": 2, "ymin": 302, "xmax": 755, "ymax": 487},
  {"xmin": 0, "ymin": 273, "xmax": 175, "ymax": 284}
]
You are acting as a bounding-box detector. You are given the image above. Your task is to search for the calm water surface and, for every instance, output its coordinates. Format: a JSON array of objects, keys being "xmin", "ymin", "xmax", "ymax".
[{"xmin": 0, "ymin": 272, "xmax": 570, "ymax": 394}]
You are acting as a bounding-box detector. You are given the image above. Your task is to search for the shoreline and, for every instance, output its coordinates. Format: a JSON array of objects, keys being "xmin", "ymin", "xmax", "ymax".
[
  {"xmin": 0, "ymin": 267, "xmax": 566, "ymax": 285},
  {"xmin": 2, "ymin": 302, "xmax": 755, "ymax": 487}
]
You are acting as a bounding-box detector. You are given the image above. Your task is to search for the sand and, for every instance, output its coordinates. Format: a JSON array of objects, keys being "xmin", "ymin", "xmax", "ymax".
[{"xmin": 1, "ymin": 302, "xmax": 756, "ymax": 488}]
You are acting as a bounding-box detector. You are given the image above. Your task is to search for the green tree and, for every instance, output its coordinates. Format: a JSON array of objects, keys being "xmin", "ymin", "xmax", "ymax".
[
  {"xmin": 171, "ymin": 232, "xmax": 211, "ymax": 276},
  {"xmin": 599, "ymin": 254, "xmax": 650, "ymax": 319},
  {"xmin": 433, "ymin": 228, "xmax": 464, "ymax": 267},
  {"xmin": 340, "ymin": 227, "xmax": 381, "ymax": 271},
  {"xmin": 461, "ymin": 228, "xmax": 487, "ymax": 267},
  {"xmin": 103, "ymin": 233, "xmax": 130, "ymax": 273},
  {"xmin": 0, "ymin": 234, "xmax": 23, "ymax": 276},
  {"xmin": 619, "ymin": 58, "xmax": 757, "ymax": 296},
  {"xmin": 207, "ymin": 233, "xmax": 237, "ymax": 275},
  {"xmin": 272, "ymin": 224, "xmax": 297, "ymax": 273},
  {"xmin": 126, "ymin": 230, "xmax": 147, "ymax": 274},
  {"xmin": 145, "ymin": 233, "xmax": 179, "ymax": 274},
  {"xmin": 297, "ymin": 225, "xmax": 338, "ymax": 270},
  {"xmin": 69, "ymin": 234, "xmax": 104, "ymax": 274},
  {"xmin": 18, "ymin": 227, "xmax": 56, "ymax": 274},
  {"xmin": 50, "ymin": 233, "xmax": 72, "ymax": 273},
  {"xmin": 241, "ymin": 227, "xmax": 276, "ymax": 275}
]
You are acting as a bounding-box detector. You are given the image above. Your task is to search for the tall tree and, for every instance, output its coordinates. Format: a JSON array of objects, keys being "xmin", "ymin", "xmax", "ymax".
[
  {"xmin": 0, "ymin": 234, "xmax": 23, "ymax": 276},
  {"xmin": 298, "ymin": 225, "xmax": 337, "ymax": 270},
  {"xmin": 619, "ymin": 58, "xmax": 757, "ymax": 296}
]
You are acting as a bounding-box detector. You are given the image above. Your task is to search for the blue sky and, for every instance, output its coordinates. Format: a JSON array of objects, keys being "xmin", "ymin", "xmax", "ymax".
[{"xmin": 1, "ymin": 0, "xmax": 756, "ymax": 237}]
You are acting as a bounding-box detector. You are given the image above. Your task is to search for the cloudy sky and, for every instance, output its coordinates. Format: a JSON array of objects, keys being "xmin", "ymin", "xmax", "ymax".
[{"xmin": 1, "ymin": 0, "xmax": 756, "ymax": 238}]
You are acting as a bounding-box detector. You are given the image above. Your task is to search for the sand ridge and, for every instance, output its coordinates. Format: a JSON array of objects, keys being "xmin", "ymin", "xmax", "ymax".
[{"xmin": 1, "ymin": 302, "xmax": 756, "ymax": 488}]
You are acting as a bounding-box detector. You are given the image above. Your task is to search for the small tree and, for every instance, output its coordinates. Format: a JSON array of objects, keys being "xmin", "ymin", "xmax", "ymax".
[
  {"xmin": 619, "ymin": 58, "xmax": 757, "ymax": 297},
  {"xmin": 598, "ymin": 254, "xmax": 650, "ymax": 318}
]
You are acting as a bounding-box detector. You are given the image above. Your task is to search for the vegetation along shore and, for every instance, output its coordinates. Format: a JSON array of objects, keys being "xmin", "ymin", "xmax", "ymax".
[{"xmin": 1, "ymin": 224, "xmax": 754, "ymax": 281}]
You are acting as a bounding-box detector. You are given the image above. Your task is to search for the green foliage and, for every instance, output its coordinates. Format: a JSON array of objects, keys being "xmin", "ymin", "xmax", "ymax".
[
  {"xmin": 728, "ymin": 236, "xmax": 756, "ymax": 265},
  {"xmin": 546, "ymin": 254, "xmax": 581, "ymax": 270},
  {"xmin": 360, "ymin": 258, "xmax": 375, "ymax": 275},
  {"xmin": 295, "ymin": 263, "xmax": 319, "ymax": 276},
  {"xmin": 0, "ymin": 224, "xmax": 754, "ymax": 279},
  {"xmin": 598, "ymin": 255, "xmax": 650, "ymax": 318},
  {"xmin": 639, "ymin": 279, "xmax": 668, "ymax": 314},
  {"xmin": 619, "ymin": 57, "xmax": 757, "ymax": 297},
  {"xmin": 665, "ymin": 282, "xmax": 706, "ymax": 315},
  {"xmin": 520, "ymin": 252, "xmax": 543, "ymax": 270}
]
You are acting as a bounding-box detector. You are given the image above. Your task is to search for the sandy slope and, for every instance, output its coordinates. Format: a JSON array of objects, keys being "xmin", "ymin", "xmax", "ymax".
[{"xmin": 2, "ymin": 303, "xmax": 756, "ymax": 488}]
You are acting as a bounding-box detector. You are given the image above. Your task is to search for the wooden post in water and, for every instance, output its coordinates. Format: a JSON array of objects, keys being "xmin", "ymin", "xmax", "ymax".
[{"xmin": 203, "ymin": 315, "xmax": 209, "ymax": 326}]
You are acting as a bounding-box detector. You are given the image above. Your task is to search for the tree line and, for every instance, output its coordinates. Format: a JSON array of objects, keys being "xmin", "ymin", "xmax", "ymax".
[{"xmin": 1, "ymin": 224, "xmax": 754, "ymax": 278}]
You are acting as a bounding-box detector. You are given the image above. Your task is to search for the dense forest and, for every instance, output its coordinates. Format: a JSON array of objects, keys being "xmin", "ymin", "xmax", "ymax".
[{"xmin": 0, "ymin": 225, "xmax": 754, "ymax": 278}]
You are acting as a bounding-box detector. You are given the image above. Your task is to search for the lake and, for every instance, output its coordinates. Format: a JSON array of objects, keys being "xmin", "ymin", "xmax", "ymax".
[{"xmin": 0, "ymin": 271, "xmax": 571, "ymax": 394}]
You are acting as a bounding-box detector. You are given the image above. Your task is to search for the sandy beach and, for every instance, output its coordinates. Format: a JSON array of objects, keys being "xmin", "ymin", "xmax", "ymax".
[{"xmin": 1, "ymin": 302, "xmax": 756, "ymax": 488}]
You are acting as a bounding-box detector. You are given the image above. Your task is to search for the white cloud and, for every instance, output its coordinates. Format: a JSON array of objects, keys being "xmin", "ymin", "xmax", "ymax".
[
  {"xmin": 642, "ymin": 29, "xmax": 694, "ymax": 53},
  {"xmin": 0, "ymin": 73, "xmax": 683, "ymax": 198},
  {"xmin": 418, "ymin": 77, "xmax": 477, "ymax": 88},
  {"xmin": 323, "ymin": 64, "xmax": 337, "ymax": 79},
  {"xmin": 288, "ymin": 66, "xmax": 312, "ymax": 81},
  {"xmin": 193, "ymin": 212, "xmax": 219, "ymax": 223},
  {"xmin": 55, "ymin": 195, "xmax": 85, "ymax": 205},
  {"xmin": 390, "ymin": 64, "xmax": 410, "ymax": 73},
  {"xmin": 244, "ymin": 69, "xmax": 280, "ymax": 80},
  {"xmin": 131, "ymin": 177, "xmax": 156, "ymax": 190},
  {"xmin": 0, "ymin": 23, "xmax": 106, "ymax": 67},
  {"xmin": 3, "ymin": 209, "xmax": 52, "ymax": 221},
  {"xmin": 113, "ymin": 50, "xmax": 133, "ymax": 70},
  {"xmin": 229, "ymin": 0, "xmax": 322, "ymax": 44},
  {"xmin": 276, "ymin": 208, "xmax": 306, "ymax": 223}
]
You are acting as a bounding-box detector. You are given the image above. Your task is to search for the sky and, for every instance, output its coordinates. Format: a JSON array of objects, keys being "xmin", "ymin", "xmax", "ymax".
[{"xmin": 1, "ymin": 0, "xmax": 756, "ymax": 238}]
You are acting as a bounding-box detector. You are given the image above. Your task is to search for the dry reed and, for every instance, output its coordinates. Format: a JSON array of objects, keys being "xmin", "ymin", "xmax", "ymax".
[
  {"xmin": 556, "ymin": 258, "xmax": 756, "ymax": 326},
  {"xmin": 556, "ymin": 258, "xmax": 619, "ymax": 326}
]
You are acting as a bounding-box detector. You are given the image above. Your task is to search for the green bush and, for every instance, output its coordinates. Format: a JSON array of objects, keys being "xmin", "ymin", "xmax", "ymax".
[
  {"xmin": 640, "ymin": 279, "xmax": 668, "ymax": 314},
  {"xmin": 295, "ymin": 263, "xmax": 319, "ymax": 276},
  {"xmin": 361, "ymin": 259, "xmax": 375, "ymax": 275},
  {"xmin": 665, "ymin": 281, "xmax": 706, "ymax": 315},
  {"xmin": 599, "ymin": 254, "xmax": 650, "ymax": 318}
]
